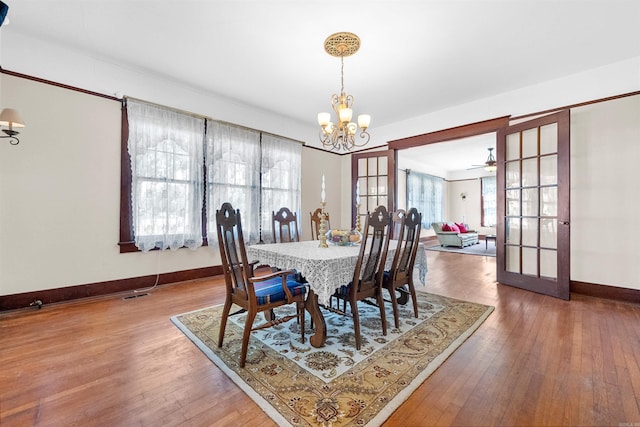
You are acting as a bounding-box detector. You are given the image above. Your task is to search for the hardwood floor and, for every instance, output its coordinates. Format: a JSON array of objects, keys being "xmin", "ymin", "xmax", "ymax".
[{"xmin": 2, "ymin": 250, "xmax": 639, "ymax": 426}]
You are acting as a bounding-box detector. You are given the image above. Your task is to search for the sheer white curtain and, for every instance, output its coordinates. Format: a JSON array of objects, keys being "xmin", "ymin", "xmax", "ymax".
[
  {"xmin": 482, "ymin": 176, "xmax": 497, "ymax": 226},
  {"xmin": 260, "ymin": 134, "xmax": 302, "ymax": 243},
  {"xmin": 127, "ymin": 99, "xmax": 205, "ymax": 252},
  {"xmin": 406, "ymin": 170, "xmax": 444, "ymax": 229},
  {"xmin": 206, "ymin": 121, "xmax": 261, "ymax": 244}
]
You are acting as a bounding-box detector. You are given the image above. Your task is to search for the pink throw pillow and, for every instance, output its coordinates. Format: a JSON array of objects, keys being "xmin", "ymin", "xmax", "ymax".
[
  {"xmin": 456, "ymin": 222, "xmax": 468, "ymax": 233},
  {"xmin": 442, "ymin": 223, "xmax": 451, "ymax": 231},
  {"xmin": 450, "ymin": 224, "xmax": 460, "ymax": 232}
]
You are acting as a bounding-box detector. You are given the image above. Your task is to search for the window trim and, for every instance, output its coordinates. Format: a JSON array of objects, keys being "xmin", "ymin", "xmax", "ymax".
[{"xmin": 119, "ymin": 102, "xmax": 137, "ymax": 253}]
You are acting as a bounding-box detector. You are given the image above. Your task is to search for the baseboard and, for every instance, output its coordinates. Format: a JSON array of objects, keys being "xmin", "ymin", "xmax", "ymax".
[
  {"xmin": 0, "ymin": 266, "xmax": 223, "ymax": 312},
  {"xmin": 2, "ymin": 267, "xmax": 636, "ymax": 312},
  {"xmin": 571, "ymin": 281, "xmax": 640, "ymax": 304}
]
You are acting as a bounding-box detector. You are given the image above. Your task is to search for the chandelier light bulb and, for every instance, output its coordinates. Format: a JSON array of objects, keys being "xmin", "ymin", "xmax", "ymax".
[
  {"xmin": 339, "ymin": 107, "xmax": 353, "ymax": 124},
  {"xmin": 357, "ymin": 114, "xmax": 370, "ymax": 130},
  {"xmin": 318, "ymin": 112, "xmax": 330, "ymax": 126}
]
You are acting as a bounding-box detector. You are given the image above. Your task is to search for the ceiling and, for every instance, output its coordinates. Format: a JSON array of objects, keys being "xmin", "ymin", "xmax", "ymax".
[{"xmin": 2, "ymin": 1, "xmax": 639, "ymax": 167}]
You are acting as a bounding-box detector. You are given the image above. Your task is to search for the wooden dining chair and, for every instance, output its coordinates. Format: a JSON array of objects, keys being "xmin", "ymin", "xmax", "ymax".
[
  {"xmin": 310, "ymin": 207, "xmax": 330, "ymax": 240},
  {"xmin": 272, "ymin": 207, "xmax": 300, "ymax": 243},
  {"xmin": 216, "ymin": 202, "xmax": 307, "ymax": 367},
  {"xmin": 383, "ymin": 207, "xmax": 422, "ymax": 328},
  {"xmin": 333, "ymin": 205, "xmax": 392, "ymax": 350}
]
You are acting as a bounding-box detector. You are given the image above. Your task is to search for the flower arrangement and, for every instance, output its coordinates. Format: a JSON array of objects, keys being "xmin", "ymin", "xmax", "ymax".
[{"xmin": 326, "ymin": 229, "xmax": 362, "ymax": 246}]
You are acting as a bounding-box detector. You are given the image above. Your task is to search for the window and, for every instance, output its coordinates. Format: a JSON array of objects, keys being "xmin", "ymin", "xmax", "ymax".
[
  {"xmin": 259, "ymin": 133, "xmax": 302, "ymax": 243},
  {"xmin": 205, "ymin": 122, "xmax": 302, "ymax": 244},
  {"xmin": 206, "ymin": 121, "xmax": 261, "ymax": 244},
  {"xmin": 120, "ymin": 99, "xmax": 302, "ymax": 252},
  {"xmin": 126, "ymin": 100, "xmax": 205, "ymax": 252},
  {"xmin": 406, "ymin": 171, "xmax": 443, "ymax": 229},
  {"xmin": 481, "ymin": 176, "xmax": 497, "ymax": 227}
]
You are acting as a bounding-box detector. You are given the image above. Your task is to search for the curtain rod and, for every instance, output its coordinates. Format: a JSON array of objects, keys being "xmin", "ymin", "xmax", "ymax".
[{"xmin": 124, "ymin": 96, "xmax": 305, "ymax": 146}]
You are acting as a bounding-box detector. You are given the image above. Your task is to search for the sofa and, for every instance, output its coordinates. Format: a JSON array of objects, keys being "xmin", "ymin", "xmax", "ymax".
[{"xmin": 431, "ymin": 222, "xmax": 479, "ymax": 248}]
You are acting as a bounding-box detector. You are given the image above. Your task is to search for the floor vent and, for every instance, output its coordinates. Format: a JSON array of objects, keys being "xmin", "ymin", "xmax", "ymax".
[{"xmin": 123, "ymin": 293, "xmax": 149, "ymax": 300}]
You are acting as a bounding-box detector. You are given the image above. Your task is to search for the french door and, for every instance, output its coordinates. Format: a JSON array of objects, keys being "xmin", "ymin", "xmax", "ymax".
[
  {"xmin": 351, "ymin": 150, "xmax": 395, "ymax": 229},
  {"xmin": 496, "ymin": 110, "xmax": 570, "ymax": 299}
]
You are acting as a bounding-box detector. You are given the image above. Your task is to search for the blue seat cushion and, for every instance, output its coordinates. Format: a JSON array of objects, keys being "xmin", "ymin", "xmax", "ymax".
[
  {"xmin": 336, "ymin": 282, "xmax": 353, "ymax": 298},
  {"xmin": 383, "ymin": 270, "xmax": 392, "ymax": 283},
  {"xmin": 254, "ymin": 276, "xmax": 306, "ymax": 305},
  {"xmin": 271, "ymin": 268, "xmax": 306, "ymax": 283}
]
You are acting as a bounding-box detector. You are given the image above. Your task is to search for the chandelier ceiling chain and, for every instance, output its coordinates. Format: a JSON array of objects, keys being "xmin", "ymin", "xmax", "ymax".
[
  {"xmin": 317, "ymin": 32, "xmax": 371, "ymax": 152},
  {"xmin": 485, "ymin": 148, "xmax": 497, "ymax": 172},
  {"xmin": 340, "ymin": 56, "xmax": 344, "ymax": 95}
]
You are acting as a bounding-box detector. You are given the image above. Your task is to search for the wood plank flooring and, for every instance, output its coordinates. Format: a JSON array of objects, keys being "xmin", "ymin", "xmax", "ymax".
[{"xmin": 2, "ymin": 250, "xmax": 639, "ymax": 426}]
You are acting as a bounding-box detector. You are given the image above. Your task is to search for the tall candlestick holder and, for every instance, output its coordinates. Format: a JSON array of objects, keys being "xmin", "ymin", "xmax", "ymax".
[
  {"xmin": 318, "ymin": 201, "xmax": 328, "ymax": 248},
  {"xmin": 355, "ymin": 203, "xmax": 361, "ymax": 233}
]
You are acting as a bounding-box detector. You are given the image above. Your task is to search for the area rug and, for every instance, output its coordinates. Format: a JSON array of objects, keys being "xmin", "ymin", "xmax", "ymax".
[
  {"xmin": 425, "ymin": 241, "xmax": 496, "ymax": 257},
  {"xmin": 171, "ymin": 292, "xmax": 493, "ymax": 426}
]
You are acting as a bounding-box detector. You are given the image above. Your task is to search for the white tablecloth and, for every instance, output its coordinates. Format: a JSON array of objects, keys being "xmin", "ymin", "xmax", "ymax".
[{"xmin": 246, "ymin": 240, "xmax": 427, "ymax": 306}]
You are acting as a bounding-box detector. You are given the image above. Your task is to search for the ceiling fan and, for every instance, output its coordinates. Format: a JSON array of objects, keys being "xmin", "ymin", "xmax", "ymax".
[{"xmin": 468, "ymin": 147, "xmax": 497, "ymax": 172}]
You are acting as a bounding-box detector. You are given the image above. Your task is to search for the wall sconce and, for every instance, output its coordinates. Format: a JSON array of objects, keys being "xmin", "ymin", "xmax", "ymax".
[{"xmin": 0, "ymin": 108, "xmax": 25, "ymax": 145}]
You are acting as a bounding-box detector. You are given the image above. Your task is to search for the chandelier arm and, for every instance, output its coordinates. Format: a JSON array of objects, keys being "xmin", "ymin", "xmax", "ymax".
[
  {"xmin": 319, "ymin": 129, "xmax": 329, "ymax": 145},
  {"xmin": 331, "ymin": 94, "xmax": 340, "ymax": 116},
  {"xmin": 332, "ymin": 128, "xmax": 342, "ymax": 150},
  {"xmin": 320, "ymin": 126, "xmax": 342, "ymax": 151},
  {"xmin": 345, "ymin": 94, "xmax": 354, "ymax": 108},
  {"xmin": 0, "ymin": 135, "xmax": 20, "ymax": 145},
  {"xmin": 353, "ymin": 131, "xmax": 370, "ymax": 148}
]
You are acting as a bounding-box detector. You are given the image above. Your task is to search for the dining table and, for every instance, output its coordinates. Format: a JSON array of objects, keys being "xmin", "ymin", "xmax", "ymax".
[{"xmin": 246, "ymin": 239, "xmax": 428, "ymax": 347}]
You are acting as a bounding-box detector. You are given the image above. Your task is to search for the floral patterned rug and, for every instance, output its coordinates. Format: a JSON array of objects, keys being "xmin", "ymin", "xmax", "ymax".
[{"xmin": 171, "ymin": 292, "xmax": 493, "ymax": 426}]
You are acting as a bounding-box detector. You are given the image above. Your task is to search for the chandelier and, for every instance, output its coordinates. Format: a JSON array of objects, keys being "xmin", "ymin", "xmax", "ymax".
[{"xmin": 317, "ymin": 32, "xmax": 370, "ymax": 151}]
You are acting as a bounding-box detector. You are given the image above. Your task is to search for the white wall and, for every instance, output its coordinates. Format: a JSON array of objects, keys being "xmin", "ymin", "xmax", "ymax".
[
  {"xmin": 570, "ymin": 96, "xmax": 640, "ymax": 289},
  {"xmin": 300, "ymin": 148, "xmax": 343, "ymax": 240},
  {"xmin": 1, "ymin": 33, "xmax": 639, "ymax": 296}
]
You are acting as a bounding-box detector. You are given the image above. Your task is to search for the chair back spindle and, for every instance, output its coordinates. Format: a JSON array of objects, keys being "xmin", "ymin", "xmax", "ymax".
[{"xmin": 391, "ymin": 208, "xmax": 406, "ymax": 240}]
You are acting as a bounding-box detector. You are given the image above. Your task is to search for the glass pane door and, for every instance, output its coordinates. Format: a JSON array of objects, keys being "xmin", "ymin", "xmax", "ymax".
[
  {"xmin": 504, "ymin": 123, "xmax": 558, "ymax": 279},
  {"xmin": 497, "ymin": 110, "xmax": 570, "ymax": 299},
  {"xmin": 352, "ymin": 151, "xmax": 393, "ymax": 230}
]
